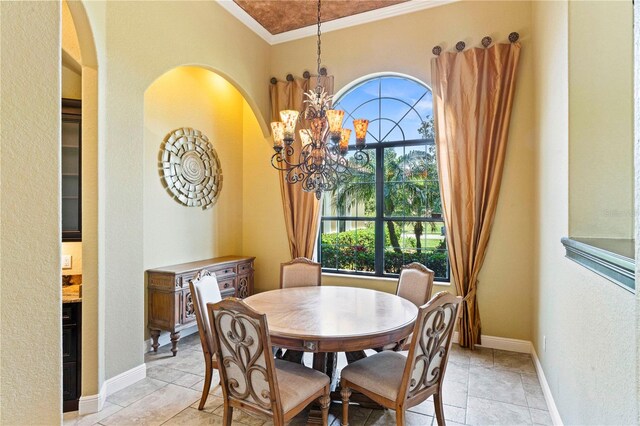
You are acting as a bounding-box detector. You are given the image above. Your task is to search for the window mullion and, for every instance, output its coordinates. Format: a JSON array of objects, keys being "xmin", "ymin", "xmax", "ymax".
[{"xmin": 375, "ymin": 145, "xmax": 384, "ymax": 276}]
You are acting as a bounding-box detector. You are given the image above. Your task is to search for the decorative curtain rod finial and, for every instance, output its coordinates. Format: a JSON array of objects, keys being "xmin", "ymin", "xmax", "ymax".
[
  {"xmin": 481, "ymin": 36, "xmax": 492, "ymax": 48},
  {"xmin": 432, "ymin": 45, "xmax": 442, "ymax": 56},
  {"xmin": 509, "ymin": 32, "xmax": 520, "ymax": 43},
  {"xmin": 270, "ymin": 77, "xmax": 278, "ymax": 84},
  {"xmin": 286, "ymin": 74, "xmax": 294, "ymax": 82},
  {"xmin": 303, "ymin": 71, "xmax": 311, "ymax": 79},
  {"xmin": 319, "ymin": 67, "xmax": 327, "ymax": 76},
  {"xmin": 455, "ymin": 41, "xmax": 465, "ymax": 52}
]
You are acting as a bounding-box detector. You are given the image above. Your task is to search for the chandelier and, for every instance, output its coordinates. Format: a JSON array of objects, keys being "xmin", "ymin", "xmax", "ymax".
[{"xmin": 270, "ymin": 0, "xmax": 370, "ymax": 200}]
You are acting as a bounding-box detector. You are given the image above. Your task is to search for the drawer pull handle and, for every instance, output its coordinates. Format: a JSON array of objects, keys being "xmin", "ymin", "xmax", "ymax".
[
  {"xmin": 63, "ymin": 314, "xmax": 71, "ymax": 320},
  {"xmin": 224, "ymin": 283, "xmax": 229, "ymax": 288},
  {"xmin": 224, "ymin": 269, "xmax": 229, "ymax": 274}
]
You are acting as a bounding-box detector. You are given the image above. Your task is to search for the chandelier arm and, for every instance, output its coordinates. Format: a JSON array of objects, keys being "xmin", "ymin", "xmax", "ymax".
[{"xmin": 270, "ymin": 149, "xmax": 309, "ymax": 171}]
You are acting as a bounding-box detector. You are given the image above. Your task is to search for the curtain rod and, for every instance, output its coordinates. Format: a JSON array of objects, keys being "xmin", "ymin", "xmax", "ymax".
[
  {"xmin": 270, "ymin": 67, "xmax": 328, "ymax": 84},
  {"xmin": 432, "ymin": 32, "xmax": 519, "ymax": 56}
]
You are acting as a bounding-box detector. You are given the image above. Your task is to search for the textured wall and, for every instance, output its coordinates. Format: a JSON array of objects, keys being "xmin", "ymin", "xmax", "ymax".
[
  {"xmin": 98, "ymin": 0, "xmax": 270, "ymax": 379},
  {"xmin": 260, "ymin": 0, "xmax": 536, "ymax": 340},
  {"xmin": 568, "ymin": 1, "xmax": 634, "ymax": 239},
  {"xmin": 0, "ymin": 1, "xmax": 62, "ymax": 423},
  {"xmin": 532, "ymin": 1, "xmax": 637, "ymax": 423}
]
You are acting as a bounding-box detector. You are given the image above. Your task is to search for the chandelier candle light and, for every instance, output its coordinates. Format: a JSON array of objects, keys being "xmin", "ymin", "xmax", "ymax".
[{"xmin": 270, "ymin": 0, "xmax": 370, "ymax": 200}]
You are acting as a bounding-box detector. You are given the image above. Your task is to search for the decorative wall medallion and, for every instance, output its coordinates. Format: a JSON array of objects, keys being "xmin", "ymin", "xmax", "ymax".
[{"xmin": 161, "ymin": 127, "xmax": 223, "ymax": 209}]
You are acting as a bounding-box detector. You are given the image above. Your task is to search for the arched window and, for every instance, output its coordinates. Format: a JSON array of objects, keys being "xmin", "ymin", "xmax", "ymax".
[{"xmin": 319, "ymin": 75, "xmax": 449, "ymax": 281}]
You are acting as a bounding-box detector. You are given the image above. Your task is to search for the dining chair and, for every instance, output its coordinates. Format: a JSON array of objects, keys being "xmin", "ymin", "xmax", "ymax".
[
  {"xmin": 188, "ymin": 269, "xmax": 222, "ymax": 410},
  {"xmin": 340, "ymin": 291, "xmax": 463, "ymax": 426},
  {"xmin": 278, "ymin": 257, "xmax": 322, "ymax": 363},
  {"xmin": 208, "ymin": 297, "xmax": 331, "ymax": 426},
  {"xmin": 280, "ymin": 257, "xmax": 322, "ymax": 289},
  {"xmin": 396, "ymin": 262, "xmax": 435, "ymax": 308},
  {"xmin": 376, "ymin": 262, "xmax": 435, "ymax": 352}
]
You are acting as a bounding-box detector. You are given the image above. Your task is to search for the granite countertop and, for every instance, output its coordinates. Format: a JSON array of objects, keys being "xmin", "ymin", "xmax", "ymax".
[
  {"xmin": 62, "ymin": 282, "xmax": 82, "ymax": 304},
  {"xmin": 63, "ymin": 294, "xmax": 82, "ymax": 303}
]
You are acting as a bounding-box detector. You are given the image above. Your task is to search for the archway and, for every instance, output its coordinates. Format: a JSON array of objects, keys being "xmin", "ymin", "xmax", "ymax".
[
  {"xmin": 142, "ymin": 65, "xmax": 266, "ymax": 351},
  {"xmin": 62, "ymin": 0, "xmax": 103, "ymax": 414}
]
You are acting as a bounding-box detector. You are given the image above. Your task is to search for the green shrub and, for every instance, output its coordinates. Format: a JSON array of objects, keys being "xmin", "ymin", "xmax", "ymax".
[{"xmin": 320, "ymin": 227, "xmax": 449, "ymax": 280}]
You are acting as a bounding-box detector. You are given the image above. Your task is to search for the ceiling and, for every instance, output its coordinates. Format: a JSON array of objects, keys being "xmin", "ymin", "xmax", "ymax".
[{"xmin": 233, "ymin": 1, "xmax": 408, "ymax": 35}]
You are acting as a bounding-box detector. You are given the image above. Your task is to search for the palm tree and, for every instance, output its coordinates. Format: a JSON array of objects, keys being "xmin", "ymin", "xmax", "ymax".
[{"xmin": 332, "ymin": 149, "xmax": 431, "ymax": 254}]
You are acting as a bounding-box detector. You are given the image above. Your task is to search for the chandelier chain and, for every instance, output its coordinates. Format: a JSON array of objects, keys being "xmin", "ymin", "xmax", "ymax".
[{"xmin": 316, "ymin": 0, "xmax": 322, "ymax": 79}]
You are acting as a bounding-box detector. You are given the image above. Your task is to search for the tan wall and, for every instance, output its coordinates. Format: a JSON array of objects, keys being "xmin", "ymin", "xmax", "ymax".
[
  {"xmin": 532, "ymin": 1, "xmax": 637, "ymax": 423},
  {"xmin": 144, "ymin": 66, "xmax": 246, "ymax": 339},
  {"xmin": 568, "ymin": 0, "xmax": 634, "ymax": 238},
  {"xmin": 0, "ymin": 1, "xmax": 62, "ymax": 423},
  {"xmin": 241, "ymin": 101, "xmax": 290, "ymax": 291},
  {"xmin": 63, "ymin": 242, "xmax": 83, "ymax": 275},
  {"xmin": 62, "ymin": 0, "xmax": 81, "ymax": 65},
  {"xmin": 258, "ymin": 0, "xmax": 536, "ymax": 340},
  {"xmin": 62, "ymin": 64, "xmax": 82, "ymax": 99},
  {"xmin": 95, "ymin": 0, "xmax": 270, "ymax": 379}
]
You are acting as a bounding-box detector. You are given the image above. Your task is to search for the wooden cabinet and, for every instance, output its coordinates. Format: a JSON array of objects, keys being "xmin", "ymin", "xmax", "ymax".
[
  {"xmin": 147, "ymin": 256, "xmax": 255, "ymax": 356},
  {"xmin": 63, "ymin": 301, "xmax": 82, "ymax": 412},
  {"xmin": 62, "ymin": 99, "xmax": 82, "ymax": 242}
]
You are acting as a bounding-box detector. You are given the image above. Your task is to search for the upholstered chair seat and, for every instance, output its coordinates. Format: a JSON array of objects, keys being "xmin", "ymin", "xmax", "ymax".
[
  {"xmin": 341, "ymin": 292, "xmax": 463, "ymax": 426},
  {"xmin": 189, "ymin": 269, "xmax": 222, "ymax": 410},
  {"xmin": 340, "ymin": 351, "xmax": 407, "ymax": 401},
  {"xmin": 274, "ymin": 359, "xmax": 330, "ymax": 412}
]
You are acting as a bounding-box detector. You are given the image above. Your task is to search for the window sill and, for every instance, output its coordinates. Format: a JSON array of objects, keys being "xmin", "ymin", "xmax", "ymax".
[
  {"xmin": 561, "ymin": 237, "xmax": 635, "ymax": 293},
  {"xmin": 321, "ymin": 272, "xmax": 451, "ymax": 287}
]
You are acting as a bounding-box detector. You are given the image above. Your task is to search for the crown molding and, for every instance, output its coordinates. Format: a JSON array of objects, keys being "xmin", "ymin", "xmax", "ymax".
[{"xmin": 216, "ymin": 0, "xmax": 459, "ymax": 45}]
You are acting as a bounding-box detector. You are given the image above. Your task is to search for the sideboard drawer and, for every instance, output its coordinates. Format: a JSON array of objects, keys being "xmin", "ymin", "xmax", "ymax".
[
  {"xmin": 238, "ymin": 262, "xmax": 253, "ymax": 274},
  {"xmin": 218, "ymin": 278, "xmax": 235, "ymax": 292},
  {"xmin": 213, "ymin": 265, "xmax": 236, "ymax": 277}
]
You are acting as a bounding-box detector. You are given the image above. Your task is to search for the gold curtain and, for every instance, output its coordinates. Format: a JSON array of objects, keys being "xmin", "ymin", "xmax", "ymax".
[
  {"xmin": 431, "ymin": 42, "xmax": 521, "ymax": 348},
  {"xmin": 269, "ymin": 75, "xmax": 334, "ymax": 259}
]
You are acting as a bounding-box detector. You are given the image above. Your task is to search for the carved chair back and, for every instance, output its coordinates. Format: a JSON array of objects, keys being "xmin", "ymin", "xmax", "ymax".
[
  {"xmin": 189, "ymin": 269, "xmax": 222, "ymax": 359},
  {"xmin": 208, "ymin": 298, "xmax": 283, "ymax": 418},
  {"xmin": 398, "ymin": 291, "xmax": 462, "ymax": 404},
  {"xmin": 280, "ymin": 257, "xmax": 321, "ymax": 289},
  {"xmin": 396, "ymin": 262, "xmax": 435, "ymax": 307}
]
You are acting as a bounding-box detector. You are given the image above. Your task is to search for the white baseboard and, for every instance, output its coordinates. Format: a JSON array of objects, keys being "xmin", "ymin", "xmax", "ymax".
[
  {"xmin": 452, "ymin": 332, "xmax": 531, "ymax": 353},
  {"xmin": 476, "ymin": 334, "xmax": 532, "ymax": 353},
  {"xmin": 106, "ymin": 363, "xmax": 147, "ymax": 396},
  {"xmin": 78, "ymin": 363, "xmax": 146, "ymax": 415},
  {"xmin": 453, "ymin": 332, "xmax": 563, "ymax": 425},
  {"xmin": 143, "ymin": 325, "xmax": 198, "ymax": 353},
  {"xmin": 78, "ymin": 383, "xmax": 106, "ymax": 414},
  {"xmin": 531, "ymin": 345, "xmax": 563, "ymax": 426}
]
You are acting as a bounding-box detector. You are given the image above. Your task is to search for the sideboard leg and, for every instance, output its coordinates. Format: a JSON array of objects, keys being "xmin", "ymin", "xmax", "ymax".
[
  {"xmin": 170, "ymin": 332, "xmax": 180, "ymax": 356},
  {"xmin": 150, "ymin": 329, "xmax": 161, "ymax": 353}
]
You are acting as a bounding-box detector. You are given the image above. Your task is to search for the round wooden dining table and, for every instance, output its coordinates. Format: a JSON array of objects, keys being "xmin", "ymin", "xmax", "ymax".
[
  {"xmin": 244, "ymin": 286, "xmax": 418, "ymax": 353},
  {"xmin": 244, "ymin": 286, "xmax": 418, "ymax": 423}
]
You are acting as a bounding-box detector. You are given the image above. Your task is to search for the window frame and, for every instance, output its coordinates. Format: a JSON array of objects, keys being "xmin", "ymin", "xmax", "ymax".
[{"xmin": 319, "ymin": 138, "xmax": 449, "ymax": 280}]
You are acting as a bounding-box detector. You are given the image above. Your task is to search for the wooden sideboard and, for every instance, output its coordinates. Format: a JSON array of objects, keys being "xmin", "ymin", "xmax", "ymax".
[{"xmin": 147, "ymin": 256, "xmax": 255, "ymax": 356}]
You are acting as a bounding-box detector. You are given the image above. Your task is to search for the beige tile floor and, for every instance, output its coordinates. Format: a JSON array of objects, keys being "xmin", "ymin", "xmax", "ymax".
[{"xmin": 64, "ymin": 332, "xmax": 552, "ymax": 426}]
